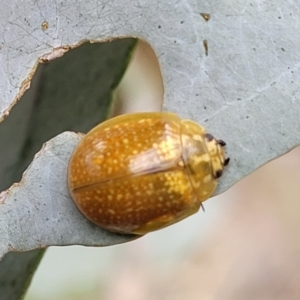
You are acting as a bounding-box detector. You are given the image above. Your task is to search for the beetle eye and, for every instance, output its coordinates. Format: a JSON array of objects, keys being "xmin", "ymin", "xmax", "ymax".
[
  {"xmin": 214, "ymin": 169, "xmax": 223, "ymax": 178},
  {"xmin": 205, "ymin": 133, "xmax": 214, "ymax": 141}
]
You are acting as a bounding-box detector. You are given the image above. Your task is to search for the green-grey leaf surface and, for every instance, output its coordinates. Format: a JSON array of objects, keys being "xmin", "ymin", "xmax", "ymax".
[
  {"xmin": 0, "ymin": 1, "xmax": 300, "ymax": 298},
  {"xmin": 0, "ymin": 132, "xmax": 136, "ymax": 259}
]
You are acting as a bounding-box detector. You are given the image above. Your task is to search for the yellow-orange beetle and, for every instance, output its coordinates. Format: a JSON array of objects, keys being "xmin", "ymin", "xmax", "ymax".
[{"xmin": 68, "ymin": 112, "xmax": 229, "ymax": 235}]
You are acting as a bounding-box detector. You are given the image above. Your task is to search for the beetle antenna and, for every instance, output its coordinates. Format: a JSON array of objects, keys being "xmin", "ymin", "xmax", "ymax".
[
  {"xmin": 217, "ymin": 139, "xmax": 226, "ymax": 146},
  {"xmin": 224, "ymin": 157, "xmax": 230, "ymax": 166}
]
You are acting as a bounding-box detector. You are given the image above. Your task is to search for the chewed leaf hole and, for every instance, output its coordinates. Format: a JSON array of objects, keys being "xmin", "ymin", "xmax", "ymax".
[{"xmin": 0, "ymin": 38, "xmax": 163, "ymax": 192}]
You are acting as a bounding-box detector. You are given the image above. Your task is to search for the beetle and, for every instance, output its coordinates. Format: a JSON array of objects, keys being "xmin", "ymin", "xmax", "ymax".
[{"xmin": 68, "ymin": 112, "xmax": 229, "ymax": 235}]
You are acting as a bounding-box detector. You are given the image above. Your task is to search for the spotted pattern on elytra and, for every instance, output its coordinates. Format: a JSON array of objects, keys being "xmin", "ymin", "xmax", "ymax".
[{"xmin": 68, "ymin": 112, "xmax": 229, "ymax": 235}]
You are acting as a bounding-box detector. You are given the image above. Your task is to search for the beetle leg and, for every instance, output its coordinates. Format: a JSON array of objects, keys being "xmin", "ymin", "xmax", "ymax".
[{"xmin": 200, "ymin": 202, "xmax": 205, "ymax": 212}]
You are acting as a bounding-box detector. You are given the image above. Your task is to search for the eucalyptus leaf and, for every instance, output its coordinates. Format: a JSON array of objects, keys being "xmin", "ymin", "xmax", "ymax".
[
  {"xmin": 0, "ymin": 132, "xmax": 137, "ymax": 260},
  {"xmin": 0, "ymin": 0, "xmax": 300, "ymax": 298}
]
